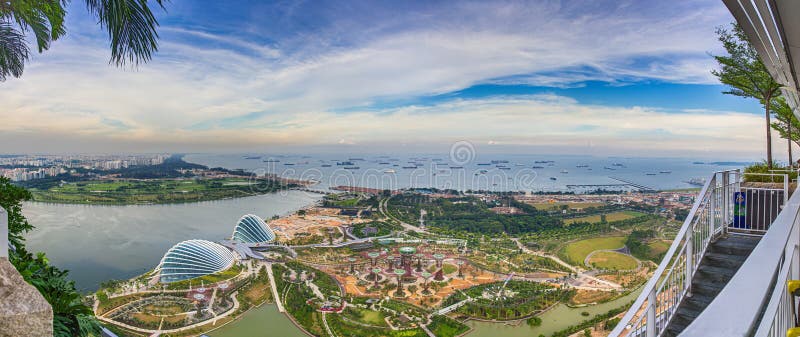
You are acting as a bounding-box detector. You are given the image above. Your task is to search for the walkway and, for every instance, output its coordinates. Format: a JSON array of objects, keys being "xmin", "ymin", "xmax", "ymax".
[{"xmin": 265, "ymin": 262, "xmax": 284, "ymax": 313}]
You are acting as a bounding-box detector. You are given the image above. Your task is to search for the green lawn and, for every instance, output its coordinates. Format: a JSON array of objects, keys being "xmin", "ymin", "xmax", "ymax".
[
  {"xmin": 587, "ymin": 251, "xmax": 638, "ymax": 270},
  {"xmin": 563, "ymin": 236, "xmax": 627, "ymax": 265},
  {"xmin": 30, "ymin": 177, "xmax": 287, "ymax": 205},
  {"xmin": 564, "ymin": 210, "xmax": 645, "ymax": 225}
]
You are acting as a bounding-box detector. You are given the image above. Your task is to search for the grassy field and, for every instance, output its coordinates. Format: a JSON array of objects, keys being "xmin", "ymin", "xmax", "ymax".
[
  {"xmin": 30, "ymin": 177, "xmax": 288, "ymax": 205},
  {"xmin": 587, "ymin": 251, "xmax": 638, "ymax": 270},
  {"xmin": 563, "ymin": 236, "xmax": 627, "ymax": 265},
  {"xmin": 644, "ymin": 240, "xmax": 671, "ymax": 262},
  {"xmin": 564, "ymin": 210, "xmax": 645, "ymax": 225},
  {"xmin": 529, "ymin": 201, "xmax": 605, "ymax": 210}
]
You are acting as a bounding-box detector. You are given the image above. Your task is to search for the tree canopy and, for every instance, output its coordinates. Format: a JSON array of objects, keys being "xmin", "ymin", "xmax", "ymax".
[{"xmin": 712, "ymin": 24, "xmax": 782, "ymax": 168}]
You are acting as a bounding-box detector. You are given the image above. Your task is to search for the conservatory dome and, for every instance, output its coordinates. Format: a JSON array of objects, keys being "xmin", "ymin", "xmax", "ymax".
[
  {"xmin": 231, "ymin": 214, "xmax": 276, "ymax": 243},
  {"xmin": 155, "ymin": 239, "xmax": 236, "ymax": 283}
]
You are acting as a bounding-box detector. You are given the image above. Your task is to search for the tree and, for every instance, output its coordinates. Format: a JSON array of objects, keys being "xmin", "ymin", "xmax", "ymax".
[
  {"xmin": 712, "ymin": 24, "xmax": 783, "ymax": 168},
  {"xmin": 2, "ymin": 178, "xmax": 101, "ymax": 336},
  {"xmin": 0, "ymin": 0, "xmax": 167, "ymax": 81},
  {"xmin": 769, "ymin": 96, "xmax": 800, "ymax": 167}
]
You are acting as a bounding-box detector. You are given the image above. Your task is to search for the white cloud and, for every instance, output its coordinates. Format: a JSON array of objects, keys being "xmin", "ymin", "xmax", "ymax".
[{"xmin": 0, "ymin": 0, "xmax": 747, "ymax": 155}]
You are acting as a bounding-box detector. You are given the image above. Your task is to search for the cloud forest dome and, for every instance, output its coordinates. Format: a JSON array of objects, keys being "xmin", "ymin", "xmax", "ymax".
[
  {"xmin": 155, "ymin": 239, "xmax": 236, "ymax": 283},
  {"xmin": 232, "ymin": 214, "xmax": 276, "ymax": 243}
]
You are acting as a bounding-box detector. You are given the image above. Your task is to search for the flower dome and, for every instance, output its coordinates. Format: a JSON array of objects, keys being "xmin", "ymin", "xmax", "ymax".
[
  {"xmin": 232, "ymin": 214, "xmax": 276, "ymax": 243},
  {"xmin": 155, "ymin": 239, "xmax": 236, "ymax": 283}
]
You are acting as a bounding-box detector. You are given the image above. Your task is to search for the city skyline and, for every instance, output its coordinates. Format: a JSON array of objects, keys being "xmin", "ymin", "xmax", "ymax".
[{"xmin": 0, "ymin": 0, "xmax": 777, "ymax": 159}]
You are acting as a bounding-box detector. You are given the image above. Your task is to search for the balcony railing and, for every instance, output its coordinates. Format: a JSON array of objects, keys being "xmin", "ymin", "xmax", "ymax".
[
  {"xmin": 680, "ymin": 175, "xmax": 800, "ymax": 336},
  {"xmin": 609, "ymin": 170, "xmax": 791, "ymax": 337}
]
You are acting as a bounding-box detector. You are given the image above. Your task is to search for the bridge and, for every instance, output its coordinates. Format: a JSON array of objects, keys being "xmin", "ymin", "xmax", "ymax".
[{"xmin": 607, "ymin": 177, "xmax": 656, "ymax": 191}]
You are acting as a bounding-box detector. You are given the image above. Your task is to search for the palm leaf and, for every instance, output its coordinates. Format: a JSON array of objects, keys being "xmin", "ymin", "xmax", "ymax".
[
  {"xmin": 84, "ymin": 0, "xmax": 166, "ymax": 66},
  {"xmin": 0, "ymin": 21, "xmax": 29, "ymax": 80}
]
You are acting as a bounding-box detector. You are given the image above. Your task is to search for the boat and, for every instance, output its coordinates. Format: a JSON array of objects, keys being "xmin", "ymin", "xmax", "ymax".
[
  {"xmin": 244, "ymin": 156, "xmax": 261, "ymax": 160},
  {"xmin": 686, "ymin": 178, "xmax": 706, "ymax": 186},
  {"xmin": 604, "ymin": 166, "xmax": 616, "ymax": 170},
  {"xmin": 646, "ymin": 173, "xmax": 657, "ymax": 176},
  {"xmin": 532, "ymin": 166, "xmax": 544, "ymax": 169},
  {"xmin": 612, "ymin": 163, "xmax": 625, "ymax": 167},
  {"xmin": 263, "ymin": 159, "xmax": 280, "ymax": 162},
  {"xmin": 450, "ymin": 166, "xmax": 464, "ymax": 169},
  {"xmin": 576, "ymin": 164, "xmax": 589, "ymax": 168},
  {"xmin": 379, "ymin": 162, "xmax": 390, "ymax": 165},
  {"xmin": 499, "ymin": 167, "xmax": 511, "ymax": 170},
  {"xmin": 283, "ymin": 163, "xmax": 295, "ymax": 166},
  {"xmin": 515, "ymin": 163, "xmax": 525, "ymax": 166},
  {"xmin": 321, "ymin": 164, "xmax": 332, "ymax": 167},
  {"xmin": 344, "ymin": 166, "xmax": 360, "ymax": 170},
  {"xmin": 348, "ymin": 158, "xmax": 364, "ymax": 161},
  {"xmin": 401, "ymin": 166, "xmax": 417, "ymax": 169},
  {"xmin": 491, "ymin": 160, "xmax": 509, "ymax": 164},
  {"xmin": 337, "ymin": 161, "xmax": 355, "ymax": 166},
  {"xmin": 550, "ymin": 177, "xmax": 557, "ymax": 180},
  {"xmin": 477, "ymin": 163, "xmax": 491, "ymax": 166},
  {"xmin": 560, "ymin": 170, "xmax": 568, "ymax": 174},
  {"xmin": 384, "ymin": 169, "xmax": 396, "ymax": 173},
  {"xmin": 659, "ymin": 170, "xmax": 672, "ymax": 174}
]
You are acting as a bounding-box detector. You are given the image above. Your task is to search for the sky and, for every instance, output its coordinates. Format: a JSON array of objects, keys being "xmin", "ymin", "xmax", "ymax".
[{"xmin": 0, "ymin": 0, "xmax": 783, "ymax": 160}]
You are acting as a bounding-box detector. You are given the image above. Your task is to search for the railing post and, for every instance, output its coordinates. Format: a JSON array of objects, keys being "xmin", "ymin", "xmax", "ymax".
[
  {"xmin": 647, "ymin": 287, "xmax": 657, "ymax": 337},
  {"xmin": 1, "ymin": 206, "xmax": 7, "ymax": 258},
  {"xmin": 710, "ymin": 180, "xmax": 717, "ymax": 237},
  {"xmin": 722, "ymin": 171, "xmax": 730, "ymax": 230},
  {"xmin": 686, "ymin": 226, "xmax": 693, "ymax": 297}
]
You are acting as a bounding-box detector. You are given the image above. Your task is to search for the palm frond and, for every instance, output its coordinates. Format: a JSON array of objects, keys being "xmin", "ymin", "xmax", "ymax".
[
  {"xmin": 84, "ymin": 0, "xmax": 166, "ymax": 66},
  {"xmin": 0, "ymin": 21, "xmax": 29, "ymax": 81}
]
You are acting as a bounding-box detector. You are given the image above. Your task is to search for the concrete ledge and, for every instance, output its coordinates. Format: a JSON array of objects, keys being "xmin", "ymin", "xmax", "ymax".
[{"xmin": 0, "ymin": 257, "xmax": 53, "ymax": 337}]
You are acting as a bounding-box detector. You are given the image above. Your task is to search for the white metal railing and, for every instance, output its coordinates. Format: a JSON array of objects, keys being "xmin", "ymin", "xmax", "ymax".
[
  {"xmin": 1, "ymin": 206, "xmax": 7, "ymax": 258},
  {"xmin": 680, "ymin": 180, "xmax": 800, "ymax": 336},
  {"xmin": 609, "ymin": 170, "xmax": 740, "ymax": 337},
  {"xmin": 753, "ymin": 245, "xmax": 800, "ymax": 337},
  {"xmin": 733, "ymin": 173, "xmax": 789, "ymax": 234}
]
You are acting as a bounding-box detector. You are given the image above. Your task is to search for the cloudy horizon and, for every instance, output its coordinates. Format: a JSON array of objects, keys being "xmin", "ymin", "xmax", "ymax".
[{"xmin": 0, "ymin": 0, "xmax": 783, "ymax": 160}]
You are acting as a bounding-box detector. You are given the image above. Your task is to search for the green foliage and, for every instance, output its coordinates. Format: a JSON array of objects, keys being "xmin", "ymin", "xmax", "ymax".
[
  {"xmin": 0, "ymin": 0, "xmax": 167, "ymax": 80},
  {"xmin": 526, "ymin": 315, "xmax": 542, "ymax": 327},
  {"xmin": 427, "ymin": 315, "xmax": 470, "ymax": 337},
  {"xmin": 712, "ymin": 24, "xmax": 783, "ymax": 167},
  {"xmin": 743, "ymin": 161, "xmax": 797, "ymax": 182},
  {"xmin": 3, "ymin": 177, "xmax": 101, "ymax": 336},
  {"xmin": 626, "ymin": 229, "xmax": 656, "ymax": 261},
  {"xmin": 770, "ymin": 97, "xmax": 800, "ymax": 147},
  {"xmin": 388, "ymin": 194, "xmax": 561, "ymax": 235}
]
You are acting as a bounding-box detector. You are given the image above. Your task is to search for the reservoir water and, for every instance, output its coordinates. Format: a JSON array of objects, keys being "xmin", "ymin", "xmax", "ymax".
[{"xmin": 23, "ymin": 191, "xmax": 322, "ymax": 291}]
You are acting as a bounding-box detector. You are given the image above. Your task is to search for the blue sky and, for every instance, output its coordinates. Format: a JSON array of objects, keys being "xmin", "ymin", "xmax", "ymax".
[{"xmin": 0, "ymin": 0, "xmax": 778, "ymax": 159}]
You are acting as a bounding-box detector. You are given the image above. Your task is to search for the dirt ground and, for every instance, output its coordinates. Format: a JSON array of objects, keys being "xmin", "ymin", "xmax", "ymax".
[{"xmin": 269, "ymin": 207, "xmax": 370, "ymax": 240}]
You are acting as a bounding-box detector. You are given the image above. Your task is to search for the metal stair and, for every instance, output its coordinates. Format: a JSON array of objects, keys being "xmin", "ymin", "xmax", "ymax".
[{"xmin": 663, "ymin": 235, "xmax": 760, "ymax": 336}]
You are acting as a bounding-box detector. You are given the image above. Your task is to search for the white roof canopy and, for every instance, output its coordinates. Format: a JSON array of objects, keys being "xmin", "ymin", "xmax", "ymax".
[{"xmin": 724, "ymin": 0, "xmax": 800, "ymax": 115}]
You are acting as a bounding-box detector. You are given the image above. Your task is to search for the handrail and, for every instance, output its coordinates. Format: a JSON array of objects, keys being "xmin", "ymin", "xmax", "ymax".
[
  {"xmin": 1, "ymin": 206, "xmax": 7, "ymax": 258},
  {"xmin": 681, "ymin": 182, "xmax": 800, "ymax": 336},
  {"xmin": 753, "ymin": 245, "xmax": 798, "ymax": 337},
  {"xmin": 608, "ymin": 170, "xmax": 737, "ymax": 337}
]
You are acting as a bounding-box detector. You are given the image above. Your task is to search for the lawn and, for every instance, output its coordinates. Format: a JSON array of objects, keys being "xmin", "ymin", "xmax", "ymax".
[
  {"xmin": 563, "ymin": 236, "xmax": 626, "ymax": 265},
  {"xmin": 644, "ymin": 240, "xmax": 671, "ymax": 262},
  {"xmin": 529, "ymin": 201, "xmax": 605, "ymax": 210},
  {"xmin": 31, "ymin": 177, "xmax": 287, "ymax": 205},
  {"xmin": 564, "ymin": 210, "xmax": 644, "ymax": 225},
  {"xmin": 343, "ymin": 307, "xmax": 388, "ymax": 326},
  {"xmin": 587, "ymin": 251, "xmax": 638, "ymax": 270}
]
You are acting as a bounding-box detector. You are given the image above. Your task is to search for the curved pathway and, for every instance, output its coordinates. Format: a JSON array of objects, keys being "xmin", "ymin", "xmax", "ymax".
[{"xmin": 583, "ymin": 249, "xmax": 642, "ymax": 271}]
